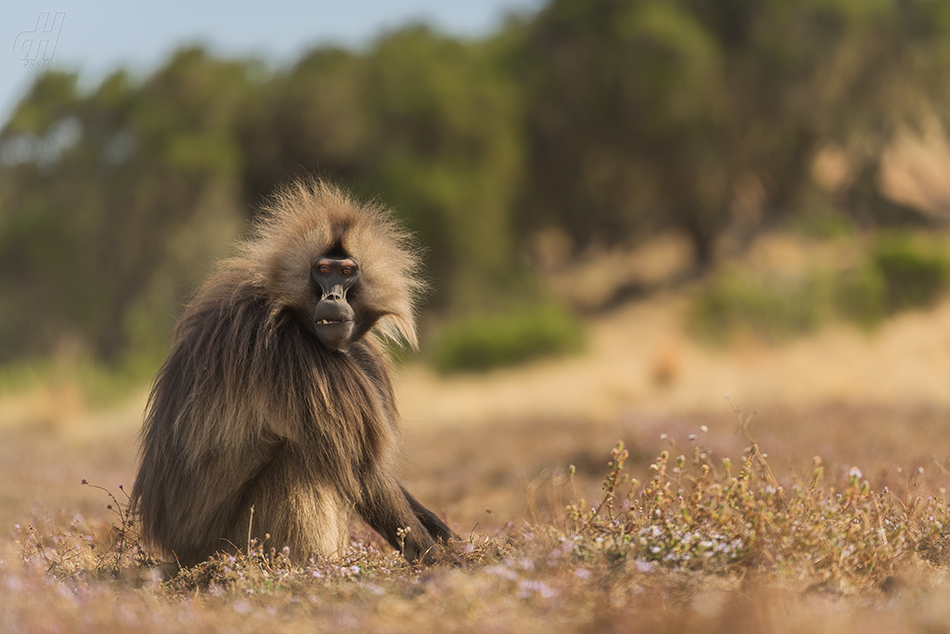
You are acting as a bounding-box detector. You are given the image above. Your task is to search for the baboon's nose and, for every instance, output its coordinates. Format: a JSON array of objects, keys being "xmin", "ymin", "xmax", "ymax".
[{"xmin": 323, "ymin": 284, "xmax": 345, "ymax": 301}]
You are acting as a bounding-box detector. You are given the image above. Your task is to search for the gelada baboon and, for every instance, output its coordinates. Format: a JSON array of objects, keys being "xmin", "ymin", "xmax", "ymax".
[{"xmin": 131, "ymin": 180, "xmax": 454, "ymax": 567}]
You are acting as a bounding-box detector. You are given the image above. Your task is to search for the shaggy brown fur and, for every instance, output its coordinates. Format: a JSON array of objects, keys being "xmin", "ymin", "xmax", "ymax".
[{"xmin": 131, "ymin": 180, "xmax": 454, "ymax": 567}]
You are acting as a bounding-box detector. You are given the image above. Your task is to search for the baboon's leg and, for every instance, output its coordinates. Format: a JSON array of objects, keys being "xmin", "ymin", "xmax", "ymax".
[{"xmin": 232, "ymin": 447, "xmax": 352, "ymax": 563}]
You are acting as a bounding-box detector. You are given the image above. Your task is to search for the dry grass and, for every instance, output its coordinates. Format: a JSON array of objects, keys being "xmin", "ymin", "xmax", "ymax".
[{"xmin": 4, "ymin": 395, "xmax": 950, "ymax": 632}]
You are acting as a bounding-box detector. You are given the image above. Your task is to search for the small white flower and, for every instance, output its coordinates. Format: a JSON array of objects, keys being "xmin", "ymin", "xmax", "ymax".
[{"xmin": 635, "ymin": 560, "xmax": 654, "ymax": 574}]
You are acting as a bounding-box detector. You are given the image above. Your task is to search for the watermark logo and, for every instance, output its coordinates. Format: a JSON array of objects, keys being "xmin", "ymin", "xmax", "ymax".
[{"xmin": 14, "ymin": 11, "xmax": 66, "ymax": 69}]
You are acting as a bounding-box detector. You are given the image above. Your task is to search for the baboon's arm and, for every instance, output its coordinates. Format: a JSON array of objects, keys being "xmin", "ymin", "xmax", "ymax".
[
  {"xmin": 356, "ymin": 477, "xmax": 454, "ymax": 562},
  {"xmin": 399, "ymin": 483, "xmax": 456, "ymax": 543}
]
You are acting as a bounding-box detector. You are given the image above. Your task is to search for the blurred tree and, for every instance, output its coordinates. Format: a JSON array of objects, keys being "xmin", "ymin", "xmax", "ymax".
[
  {"xmin": 0, "ymin": 48, "xmax": 252, "ymax": 366},
  {"xmin": 238, "ymin": 25, "xmax": 527, "ymax": 310},
  {"xmin": 238, "ymin": 47, "xmax": 370, "ymax": 209},
  {"xmin": 520, "ymin": 0, "xmax": 950, "ymax": 271},
  {"xmin": 360, "ymin": 24, "xmax": 526, "ymax": 309}
]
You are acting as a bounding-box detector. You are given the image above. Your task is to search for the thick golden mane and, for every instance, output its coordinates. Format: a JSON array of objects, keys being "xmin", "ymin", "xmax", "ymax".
[{"xmin": 237, "ymin": 179, "xmax": 425, "ymax": 348}]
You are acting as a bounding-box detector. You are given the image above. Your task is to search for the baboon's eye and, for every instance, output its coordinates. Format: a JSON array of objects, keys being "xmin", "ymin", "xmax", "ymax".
[
  {"xmin": 342, "ymin": 267, "xmax": 353, "ymax": 276},
  {"xmin": 319, "ymin": 266, "xmax": 330, "ymax": 274}
]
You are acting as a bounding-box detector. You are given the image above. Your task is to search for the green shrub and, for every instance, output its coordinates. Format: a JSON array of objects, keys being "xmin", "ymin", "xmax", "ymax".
[
  {"xmin": 690, "ymin": 232, "xmax": 950, "ymax": 343},
  {"xmin": 793, "ymin": 208, "xmax": 856, "ymax": 240},
  {"xmin": 871, "ymin": 233, "xmax": 950, "ymax": 313},
  {"xmin": 689, "ymin": 269, "xmax": 832, "ymax": 344},
  {"xmin": 428, "ymin": 303, "xmax": 584, "ymax": 373},
  {"xmin": 833, "ymin": 264, "xmax": 887, "ymax": 329}
]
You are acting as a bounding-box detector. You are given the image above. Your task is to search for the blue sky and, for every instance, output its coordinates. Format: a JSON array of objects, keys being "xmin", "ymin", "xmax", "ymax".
[{"xmin": 1, "ymin": 0, "xmax": 544, "ymax": 125}]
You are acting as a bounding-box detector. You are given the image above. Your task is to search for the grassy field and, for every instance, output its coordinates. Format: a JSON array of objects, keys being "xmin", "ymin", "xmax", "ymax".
[{"xmin": 2, "ymin": 278, "xmax": 950, "ymax": 632}]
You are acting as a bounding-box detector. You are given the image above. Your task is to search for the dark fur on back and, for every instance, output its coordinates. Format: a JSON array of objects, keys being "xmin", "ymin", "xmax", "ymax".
[{"xmin": 131, "ymin": 181, "xmax": 452, "ymax": 567}]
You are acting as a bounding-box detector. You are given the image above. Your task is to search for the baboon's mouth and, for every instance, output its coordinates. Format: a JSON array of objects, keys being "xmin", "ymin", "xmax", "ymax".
[{"xmin": 315, "ymin": 318, "xmax": 350, "ymax": 325}]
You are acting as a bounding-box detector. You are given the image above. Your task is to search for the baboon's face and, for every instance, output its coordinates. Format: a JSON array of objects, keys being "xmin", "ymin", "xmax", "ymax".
[{"xmin": 309, "ymin": 253, "xmax": 361, "ymax": 351}]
